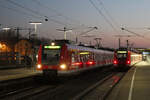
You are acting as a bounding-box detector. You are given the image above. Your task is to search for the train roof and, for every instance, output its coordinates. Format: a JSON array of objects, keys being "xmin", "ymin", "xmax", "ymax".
[
  {"xmin": 52, "ymin": 39, "xmax": 76, "ymax": 45},
  {"xmin": 67, "ymin": 44, "xmax": 113, "ymax": 54},
  {"xmin": 115, "ymin": 48, "xmax": 141, "ymax": 54},
  {"xmin": 45, "ymin": 39, "xmax": 113, "ymax": 53}
]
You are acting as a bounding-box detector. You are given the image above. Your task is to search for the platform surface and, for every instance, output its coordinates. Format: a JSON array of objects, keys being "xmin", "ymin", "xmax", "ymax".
[
  {"xmin": 0, "ymin": 66, "xmax": 41, "ymax": 81},
  {"xmin": 106, "ymin": 61, "xmax": 150, "ymax": 100}
]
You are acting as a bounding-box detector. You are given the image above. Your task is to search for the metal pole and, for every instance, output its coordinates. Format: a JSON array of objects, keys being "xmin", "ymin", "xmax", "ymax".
[
  {"xmin": 64, "ymin": 30, "xmax": 66, "ymax": 40},
  {"xmin": 34, "ymin": 24, "xmax": 37, "ymax": 33},
  {"xmin": 119, "ymin": 38, "xmax": 120, "ymax": 48},
  {"xmin": 127, "ymin": 40, "xmax": 129, "ymax": 49}
]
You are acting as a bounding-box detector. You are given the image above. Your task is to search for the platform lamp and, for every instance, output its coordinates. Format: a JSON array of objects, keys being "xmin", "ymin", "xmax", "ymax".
[
  {"xmin": 29, "ymin": 22, "xmax": 42, "ymax": 64},
  {"xmin": 29, "ymin": 21, "xmax": 42, "ymax": 38}
]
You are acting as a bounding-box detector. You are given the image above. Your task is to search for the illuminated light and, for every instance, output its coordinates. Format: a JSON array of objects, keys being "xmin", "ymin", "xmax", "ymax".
[
  {"xmin": 80, "ymin": 52, "xmax": 90, "ymax": 55},
  {"xmin": 60, "ymin": 64, "xmax": 67, "ymax": 70},
  {"xmin": 2, "ymin": 28, "xmax": 10, "ymax": 31},
  {"xmin": 72, "ymin": 62, "xmax": 83, "ymax": 66},
  {"xmin": 126, "ymin": 60, "xmax": 130, "ymax": 64},
  {"xmin": 29, "ymin": 22, "xmax": 42, "ymax": 25},
  {"xmin": 51, "ymin": 42, "xmax": 55, "ymax": 46},
  {"xmin": 131, "ymin": 54, "xmax": 140, "ymax": 57},
  {"xmin": 117, "ymin": 51, "xmax": 127, "ymax": 53},
  {"xmin": 113, "ymin": 60, "xmax": 118, "ymax": 64},
  {"xmin": 44, "ymin": 46, "xmax": 61, "ymax": 49},
  {"xmin": 36, "ymin": 54, "xmax": 38, "ymax": 59},
  {"xmin": 142, "ymin": 52, "xmax": 149, "ymax": 55},
  {"xmin": 0, "ymin": 43, "xmax": 2, "ymax": 48},
  {"xmin": 37, "ymin": 64, "xmax": 42, "ymax": 69},
  {"xmin": 137, "ymin": 49, "xmax": 145, "ymax": 51},
  {"xmin": 86, "ymin": 61, "xmax": 95, "ymax": 65}
]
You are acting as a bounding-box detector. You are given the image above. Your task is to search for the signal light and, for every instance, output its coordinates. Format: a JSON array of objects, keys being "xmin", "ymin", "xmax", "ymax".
[
  {"xmin": 113, "ymin": 60, "xmax": 118, "ymax": 64},
  {"xmin": 126, "ymin": 60, "xmax": 130, "ymax": 64},
  {"xmin": 86, "ymin": 61, "xmax": 95, "ymax": 65},
  {"xmin": 72, "ymin": 62, "xmax": 83, "ymax": 66}
]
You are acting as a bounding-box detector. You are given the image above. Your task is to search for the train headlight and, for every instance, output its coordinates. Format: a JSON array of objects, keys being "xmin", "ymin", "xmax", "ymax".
[
  {"xmin": 60, "ymin": 64, "xmax": 67, "ymax": 70},
  {"xmin": 51, "ymin": 42, "xmax": 55, "ymax": 46},
  {"xmin": 37, "ymin": 64, "xmax": 42, "ymax": 69}
]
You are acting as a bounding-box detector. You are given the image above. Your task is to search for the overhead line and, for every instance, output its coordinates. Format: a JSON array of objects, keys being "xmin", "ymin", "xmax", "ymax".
[
  {"xmin": 6, "ymin": 0, "xmax": 44, "ymax": 17},
  {"xmin": 31, "ymin": 0, "xmax": 89, "ymax": 28},
  {"xmin": 0, "ymin": 4, "xmax": 42, "ymax": 20},
  {"xmin": 97, "ymin": 0, "xmax": 121, "ymax": 29},
  {"xmin": 88, "ymin": 0, "xmax": 118, "ymax": 33},
  {"xmin": 121, "ymin": 27, "xmax": 150, "ymax": 40},
  {"xmin": 5, "ymin": 0, "xmax": 70, "ymax": 26}
]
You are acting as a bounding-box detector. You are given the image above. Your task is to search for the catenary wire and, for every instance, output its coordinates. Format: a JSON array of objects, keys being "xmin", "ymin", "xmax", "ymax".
[{"xmin": 88, "ymin": 0, "xmax": 118, "ymax": 33}]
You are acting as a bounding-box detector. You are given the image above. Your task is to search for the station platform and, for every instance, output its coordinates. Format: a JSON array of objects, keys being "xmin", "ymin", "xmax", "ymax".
[
  {"xmin": 0, "ymin": 66, "xmax": 41, "ymax": 82},
  {"xmin": 106, "ymin": 61, "xmax": 150, "ymax": 100}
]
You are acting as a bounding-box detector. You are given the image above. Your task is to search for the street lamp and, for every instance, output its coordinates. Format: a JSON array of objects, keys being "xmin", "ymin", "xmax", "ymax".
[
  {"xmin": 29, "ymin": 21, "xmax": 42, "ymax": 37},
  {"xmin": 2, "ymin": 27, "xmax": 10, "ymax": 31},
  {"xmin": 29, "ymin": 22, "xmax": 42, "ymax": 64}
]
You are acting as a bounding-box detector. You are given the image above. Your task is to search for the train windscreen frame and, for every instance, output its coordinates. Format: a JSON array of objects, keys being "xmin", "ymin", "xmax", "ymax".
[
  {"xmin": 42, "ymin": 45, "xmax": 61, "ymax": 65},
  {"xmin": 116, "ymin": 51, "xmax": 127, "ymax": 59}
]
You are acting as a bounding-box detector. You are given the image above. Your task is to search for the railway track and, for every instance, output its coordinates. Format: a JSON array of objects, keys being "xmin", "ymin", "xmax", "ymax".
[
  {"xmin": 73, "ymin": 72, "xmax": 125, "ymax": 100},
  {"xmin": 0, "ymin": 74, "xmax": 47, "ymax": 99},
  {"xmin": 17, "ymin": 66, "xmax": 115, "ymax": 100},
  {"xmin": 0, "ymin": 65, "xmax": 122, "ymax": 100}
]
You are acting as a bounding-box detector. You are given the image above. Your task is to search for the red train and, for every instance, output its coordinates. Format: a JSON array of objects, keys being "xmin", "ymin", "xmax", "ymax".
[
  {"xmin": 113, "ymin": 49, "xmax": 142, "ymax": 69},
  {"xmin": 36, "ymin": 40, "xmax": 114, "ymax": 78}
]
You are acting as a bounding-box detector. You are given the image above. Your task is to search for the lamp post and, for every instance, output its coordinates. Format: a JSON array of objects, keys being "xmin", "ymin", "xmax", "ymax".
[
  {"xmin": 56, "ymin": 27, "xmax": 72, "ymax": 40},
  {"xmin": 29, "ymin": 22, "xmax": 42, "ymax": 65},
  {"xmin": 29, "ymin": 22, "xmax": 42, "ymax": 37},
  {"xmin": 2, "ymin": 27, "xmax": 10, "ymax": 31}
]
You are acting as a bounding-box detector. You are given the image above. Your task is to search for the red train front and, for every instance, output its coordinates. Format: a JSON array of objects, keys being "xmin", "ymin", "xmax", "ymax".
[
  {"xmin": 113, "ymin": 49, "xmax": 142, "ymax": 70},
  {"xmin": 36, "ymin": 40, "xmax": 72, "ymax": 78}
]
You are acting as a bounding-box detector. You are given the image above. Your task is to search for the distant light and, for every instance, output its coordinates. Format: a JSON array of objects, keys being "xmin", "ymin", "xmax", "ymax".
[
  {"xmin": 126, "ymin": 60, "xmax": 130, "ymax": 64},
  {"xmin": 86, "ymin": 61, "xmax": 95, "ymax": 65},
  {"xmin": 36, "ymin": 54, "xmax": 38, "ymax": 59},
  {"xmin": 137, "ymin": 49, "xmax": 145, "ymax": 51},
  {"xmin": 0, "ymin": 43, "xmax": 2, "ymax": 48},
  {"xmin": 2, "ymin": 28, "xmax": 10, "ymax": 31},
  {"xmin": 51, "ymin": 42, "xmax": 55, "ymax": 46},
  {"xmin": 37, "ymin": 64, "xmax": 42, "ymax": 69},
  {"xmin": 80, "ymin": 52, "xmax": 90, "ymax": 55},
  {"xmin": 113, "ymin": 60, "xmax": 118, "ymax": 64},
  {"xmin": 117, "ymin": 51, "xmax": 127, "ymax": 53},
  {"xmin": 72, "ymin": 62, "xmax": 83, "ymax": 66},
  {"xmin": 143, "ymin": 52, "xmax": 150, "ymax": 55},
  {"xmin": 29, "ymin": 22, "xmax": 42, "ymax": 25},
  {"xmin": 60, "ymin": 64, "xmax": 67, "ymax": 70},
  {"xmin": 44, "ymin": 46, "xmax": 61, "ymax": 49},
  {"xmin": 131, "ymin": 54, "xmax": 140, "ymax": 57}
]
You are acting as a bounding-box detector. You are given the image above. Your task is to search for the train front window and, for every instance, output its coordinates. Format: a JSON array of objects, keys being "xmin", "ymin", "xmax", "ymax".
[
  {"xmin": 42, "ymin": 48, "xmax": 60, "ymax": 65},
  {"xmin": 117, "ymin": 53, "xmax": 127, "ymax": 59}
]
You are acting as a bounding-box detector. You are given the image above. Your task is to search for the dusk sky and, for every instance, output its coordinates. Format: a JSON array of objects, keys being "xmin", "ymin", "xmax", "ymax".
[{"xmin": 1, "ymin": 0, "xmax": 150, "ymax": 48}]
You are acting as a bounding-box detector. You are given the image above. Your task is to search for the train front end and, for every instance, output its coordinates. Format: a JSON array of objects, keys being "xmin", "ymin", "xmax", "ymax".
[
  {"xmin": 36, "ymin": 42, "xmax": 67, "ymax": 78},
  {"xmin": 113, "ymin": 50, "xmax": 131, "ymax": 69}
]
